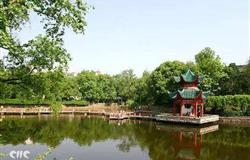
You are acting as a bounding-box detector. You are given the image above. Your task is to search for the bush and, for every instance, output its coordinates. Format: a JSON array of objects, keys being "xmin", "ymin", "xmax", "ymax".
[
  {"xmin": 62, "ymin": 100, "xmax": 89, "ymax": 106},
  {"xmin": 0, "ymin": 99, "xmax": 50, "ymax": 105},
  {"xmin": 50, "ymin": 101, "xmax": 63, "ymax": 114},
  {"xmin": 126, "ymin": 99, "xmax": 139, "ymax": 109},
  {"xmin": 206, "ymin": 95, "xmax": 250, "ymax": 116},
  {"xmin": 0, "ymin": 99, "xmax": 89, "ymax": 106}
]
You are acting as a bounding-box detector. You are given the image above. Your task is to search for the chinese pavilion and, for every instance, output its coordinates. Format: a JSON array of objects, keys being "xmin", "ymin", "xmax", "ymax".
[{"xmin": 169, "ymin": 69, "xmax": 209, "ymax": 117}]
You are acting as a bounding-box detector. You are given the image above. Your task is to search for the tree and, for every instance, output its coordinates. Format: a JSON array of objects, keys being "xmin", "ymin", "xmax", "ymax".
[
  {"xmin": 237, "ymin": 58, "xmax": 250, "ymax": 94},
  {"xmin": 0, "ymin": 0, "xmax": 90, "ymax": 84},
  {"xmin": 61, "ymin": 75, "xmax": 81, "ymax": 100},
  {"xmin": 114, "ymin": 69, "xmax": 137, "ymax": 103},
  {"xmin": 77, "ymin": 71, "xmax": 99, "ymax": 102},
  {"xmin": 195, "ymin": 47, "xmax": 226, "ymax": 94},
  {"xmin": 149, "ymin": 61, "xmax": 193, "ymax": 105},
  {"xmin": 96, "ymin": 74, "xmax": 117, "ymax": 103},
  {"xmin": 0, "ymin": 82, "xmax": 16, "ymax": 98},
  {"xmin": 244, "ymin": 58, "xmax": 250, "ymax": 93},
  {"xmin": 218, "ymin": 63, "xmax": 246, "ymax": 95},
  {"xmin": 133, "ymin": 70, "xmax": 153, "ymax": 106},
  {"xmin": 76, "ymin": 71, "xmax": 117, "ymax": 103},
  {"xmin": 17, "ymin": 70, "xmax": 65, "ymax": 100}
]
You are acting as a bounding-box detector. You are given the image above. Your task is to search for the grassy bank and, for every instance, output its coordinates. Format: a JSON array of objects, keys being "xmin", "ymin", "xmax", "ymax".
[
  {"xmin": 1, "ymin": 95, "xmax": 250, "ymax": 117},
  {"xmin": 0, "ymin": 99, "xmax": 89, "ymax": 106}
]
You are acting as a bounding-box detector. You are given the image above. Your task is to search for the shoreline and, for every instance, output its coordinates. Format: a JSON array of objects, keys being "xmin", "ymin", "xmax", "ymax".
[
  {"xmin": 219, "ymin": 116, "xmax": 250, "ymax": 124},
  {"xmin": 1, "ymin": 105, "xmax": 250, "ymax": 124}
]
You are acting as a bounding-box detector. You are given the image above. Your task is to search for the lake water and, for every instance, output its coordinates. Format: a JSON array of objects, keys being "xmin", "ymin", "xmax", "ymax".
[{"xmin": 0, "ymin": 115, "xmax": 250, "ymax": 160}]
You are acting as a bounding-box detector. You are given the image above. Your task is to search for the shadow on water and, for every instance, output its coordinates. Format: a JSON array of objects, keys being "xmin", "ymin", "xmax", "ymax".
[
  {"xmin": 155, "ymin": 124, "xmax": 219, "ymax": 160},
  {"xmin": 0, "ymin": 115, "xmax": 250, "ymax": 160}
]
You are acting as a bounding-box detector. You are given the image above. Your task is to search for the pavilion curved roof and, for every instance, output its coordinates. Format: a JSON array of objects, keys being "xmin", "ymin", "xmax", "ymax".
[
  {"xmin": 174, "ymin": 69, "xmax": 203, "ymax": 83},
  {"xmin": 169, "ymin": 88, "xmax": 209, "ymax": 99},
  {"xmin": 181, "ymin": 69, "xmax": 197, "ymax": 82}
]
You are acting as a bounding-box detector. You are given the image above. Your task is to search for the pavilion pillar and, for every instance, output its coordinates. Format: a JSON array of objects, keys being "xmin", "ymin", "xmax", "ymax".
[
  {"xmin": 194, "ymin": 102, "xmax": 198, "ymax": 117},
  {"xmin": 201, "ymin": 103, "xmax": 204, "ymax": 117},
  {"xmin": 180, "ymin": 101, "xmax": 183, "ymax": 117},
  {"xmin": 192, "ymin": 103, "xmax": 195, "ymax": 116},
  {"xmin": 173, "ymin": 101, "xmax": 176, "ymax": 116}
]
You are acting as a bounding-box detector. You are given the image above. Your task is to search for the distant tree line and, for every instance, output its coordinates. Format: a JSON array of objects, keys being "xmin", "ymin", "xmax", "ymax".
[{"xmin": 0, "ymin": 47, "xmax": 249, "ymax": 108}]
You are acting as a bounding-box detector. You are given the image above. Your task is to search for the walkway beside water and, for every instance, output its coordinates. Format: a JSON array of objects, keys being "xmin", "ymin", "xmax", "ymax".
[{"xmin": 0, "ymin": 106, "xmax": 221, "ymax": 125}]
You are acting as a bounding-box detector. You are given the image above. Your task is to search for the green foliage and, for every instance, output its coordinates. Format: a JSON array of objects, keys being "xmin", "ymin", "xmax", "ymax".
[
  {"xmin": 0, "ymin": 99, "xmax": 49, "ymax": 105},
  {"xmin": 126, "ymin": 99, "xmax": 139, "ymax": 109},
  {"xmin": 50, "ymin": 101, "xmax": 63, "ymax": 114},
  {"xmin": 76, "ymin": 71, "xmax": 117, "ymax": 103},
  {"xmin": 114, "ymin": 69, "xmax": 137, "ymax": 103},
  {"xmin": 76, "ymin": 69, "xmax": 138, "ymax": 104},
  {"xmin": 77, "ymin": 71, "xmax": 98, "ymax": 102},
  {"xmin": 61, "ymin": 75, "xmax": 81, "ymax": 100},
  {"xmin": 133, "ymin": 71, "xmax": 153, "ymax": 106},
  {"xmin": 96, "ymin": 73, "xmax": 117, "ymax": 102},
  {"xmin": 0, "ymin": 46, "xmax": 249, "ymax": 109},
  {"xmin": 0, "ymin": 99, "xmax": 88, "ymax": 106},
  {"xmin": 206, "ymin": 95, "xmax": 250, "ymax": 116},
  {"xmin": 195, "ymin": 47, "xmax": 226, "ymax": 93},
  {"xmin": 63, "ymin": 100, "xmax": 89, "ymax": 106},
  {"xmin": 219, "ymin": 60, "xmax": 250, "ymax": 95},
  {"xmin": 148, "ymin": 61, "xmax": 195, "ymax": 105},
  {"xmin": 0, "ymin": 0, "xmax": 90, "ymax": 84},
  {"xmin": 218, "ymin": 63, "xmax": 240, "ymax": 95}
]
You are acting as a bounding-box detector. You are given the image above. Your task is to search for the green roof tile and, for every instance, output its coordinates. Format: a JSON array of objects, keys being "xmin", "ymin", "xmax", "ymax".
[
  {"xmin": 174, "ymin": 76, "xmax": 181, "ymax": 82},
  {"xmin": 168, "ymin": 91, "xmax": 177, "ymax": 99},
  {"xmin": 169, "ymin": 88, "xmax": 209, "ymax": 99},
  {"xmin": 202, "ymin": 91, "xmax": 210, "ymax": 99},
  {"xmin": 181, "ymin": 69, "xmax": 197, "ymax": 82},
  {"xmin": 169, "ymin": 69, "xmax": 209, "ymax": 100},
  {"xmin": 178, "ymin": 89, "xmax": 200, "ymax": 99}
]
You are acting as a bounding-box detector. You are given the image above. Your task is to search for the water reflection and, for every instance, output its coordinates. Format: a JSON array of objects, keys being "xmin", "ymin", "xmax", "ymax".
[
  {"xmin": 0, "ymin": 115, "xmax": 249, "ymax": 160},
  {"xmin": 156, "ymin": 124, "xmax": 218, "ymax": 160}
]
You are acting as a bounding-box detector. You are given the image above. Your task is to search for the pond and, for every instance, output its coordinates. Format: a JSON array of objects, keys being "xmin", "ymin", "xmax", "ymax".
[{"xmin": 0, "ymin": 115, "xmax": 250, "ymax": 160}]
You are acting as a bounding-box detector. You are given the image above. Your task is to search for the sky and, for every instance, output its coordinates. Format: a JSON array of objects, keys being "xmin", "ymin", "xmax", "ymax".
[{"xmin": 18, "ymin": 0, "xmax": 249, "ymax": 76}]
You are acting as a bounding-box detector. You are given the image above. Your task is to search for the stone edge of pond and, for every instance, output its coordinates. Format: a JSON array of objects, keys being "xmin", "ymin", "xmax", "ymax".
[
  {"xmin": 219, "ymin": 117, "xmax": 250, "ymax": 124},
  {"xmin": 1, "ymin": 105, "xmax": 250, "ymax": 125}
]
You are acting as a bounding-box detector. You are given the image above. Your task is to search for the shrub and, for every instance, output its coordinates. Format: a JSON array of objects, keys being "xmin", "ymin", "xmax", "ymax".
[
  {"xmin": 50, "ymin": 101, "xmax": 63, "ymax": 114},
  {"xmin": 0, "ymin": 99, "xmax": 50, "ymax": 105},
  {"xmin": 0, "ymin": 99, "xmax": 89, "ymax": 106},
  {"xmin": 126, "ymin": 99, "xmax": 139, "ymax": 109},
  {"xmin": 206, "ymin": 95, "xmax": 250, "ymax": 116},
  {"xmin": 62, "ymin": 100, "xmax": 89, "ymax": 106}
]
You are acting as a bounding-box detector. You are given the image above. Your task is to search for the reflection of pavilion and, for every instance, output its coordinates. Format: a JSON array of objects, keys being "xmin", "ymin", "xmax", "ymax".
[
  {"xmin": 157, "ymin": 124, "xmax": 218, "ymax": 160},
  {"xmin": 175, "ymin": 125, "xmax": 218, "ymax": 160}
]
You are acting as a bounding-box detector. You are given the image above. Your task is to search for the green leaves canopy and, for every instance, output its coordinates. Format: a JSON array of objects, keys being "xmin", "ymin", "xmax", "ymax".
[
  {"xmin": 77, "ymin": 71, "xmax": 117, "ymax": 103},
  {"xmin": 0, "ymin": 0, "xmax": 90, "ymax": 83},
  {"xmin": 195, "ymin": 47, "xmax": 226, "ymax": 93},
  {"xmin": 149, "ymin": 61, "xmax": 193, "ymax": 104}
]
